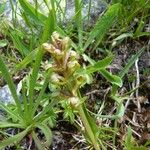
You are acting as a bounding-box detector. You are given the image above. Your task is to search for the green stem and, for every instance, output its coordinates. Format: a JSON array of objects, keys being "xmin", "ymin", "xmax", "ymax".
[{"xmin": 77, "ymin": 104, "xmax": 100, "ymax": 150}]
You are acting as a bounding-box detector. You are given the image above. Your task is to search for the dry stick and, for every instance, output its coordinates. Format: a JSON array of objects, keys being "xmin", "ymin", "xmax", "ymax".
[
  {"xmin": 135, "ymin": 58, "xmax": 141, "ymax": 112},
  {"xmin": 125, "ymin": 82, "xmax": 135, "ymax": 110}
]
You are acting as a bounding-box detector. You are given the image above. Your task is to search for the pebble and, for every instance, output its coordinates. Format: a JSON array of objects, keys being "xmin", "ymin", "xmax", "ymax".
[
  {"xmin": 0, "ymin": 85, "xmax": 14, "ymax": 120},
  {"xmin": 0, "ymin": 85, "xmax": 15, "ymax": 105}
]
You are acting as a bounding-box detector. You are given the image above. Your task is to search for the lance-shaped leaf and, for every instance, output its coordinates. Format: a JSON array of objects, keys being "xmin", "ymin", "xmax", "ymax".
[
  {"xmin": 86, "ymin": 56, "xmax": 114, "ymax": 74},
  {"xmin": 0, "ymin": 126, "xmax": 31, "ymax": 149},
  {"xmin": 100, "ymin": 69, "xmax": 122, "ymax": 87},
  {"xmin": 0, "ymin": 56, "xmax": 22, "ymax": 115},
  {"xmin": 18, "ymin": 0, "xmax": 47, "ymax": 24},
  {"xmin": 36, "ymin": 123, "xmax": 52, "ymax": 146},
  {"xmin": 83, "ymin": 3, "xmax": 121, "ymax": 51}
]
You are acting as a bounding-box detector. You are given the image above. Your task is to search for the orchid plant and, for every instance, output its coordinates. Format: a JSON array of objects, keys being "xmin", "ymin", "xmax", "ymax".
[{"xmin": 42, "ymin": 32, "xmax": 122, "ymax": 149}]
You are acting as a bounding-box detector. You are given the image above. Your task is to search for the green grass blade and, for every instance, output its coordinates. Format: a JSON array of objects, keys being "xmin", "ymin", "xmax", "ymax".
[
  {"xmin": 10, "ymin": 31, "xmax": 30, "ymax": 56},
  {"xmin": 15, "ymin": 48, "xmax": 38, "ymax": 72},
  {"xmin": 0, "ymin": 56, "xmax": 22, "ymax": 115},
  {"xmin": 21, "ymin": 11, "xmax": 34, "ymax": 29},
  {"xmin": 119, "ymin": 47, "xmax": 145, "ymax": 78},
  {"xmin": 28, "ymin": 47, "xmax": 44, "ymax": 118},
  {"xmin": 75, "ymin": 0, "xmax": 83, "ymax": 52},
  {"xmin": 0, "ymin": 103, "xmax": 21, "ymax": 121},
  {"xmin": 22, "ymin": 81, "xmax": 30, "ymax": 124},
  {"xmin": 32, "ymin": 69, "xmax": 52, "ymax": 117},
  {"xmin": 83, "ymin": 3, "xmax": 121, "ymax": 51},
  {"xmin": 0, "ymin": 1, "xmax": 6, "ymax": 15},
  {"xmin": 126, "ymin": 126, "xmax": 132, "ymax": 148},
  {"xmin": 18, "ymin": 0, "xmax": 47, "ymax": 24},
  {"xmin": 28, "ymin": 2, "xmax": 56, "ymax": 116},
  {"xmin": 40, "ymin": 9, "xmax": 56, "ymax": 43},
  {"xmin": 112, "ymin": 47, "xmax": 145, "ymax": 95},
  {"xmin": 134, "ymin": 32, "xmax": 150, "ymax": 37}
]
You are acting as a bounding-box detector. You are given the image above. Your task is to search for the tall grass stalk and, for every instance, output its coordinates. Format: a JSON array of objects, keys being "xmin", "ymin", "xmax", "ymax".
[{"xmin": 75, "ymin": 0, "xmax": 83, "ymax": 53}]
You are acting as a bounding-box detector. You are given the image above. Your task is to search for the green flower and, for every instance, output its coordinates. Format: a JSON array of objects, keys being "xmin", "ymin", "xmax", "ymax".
[
  {"xmin": 68, "ymin": 97, "xmax": 80, "ymax": 108},
  {"xmin": 50, "ymin": 73, "xmax": 64, "ymax": 84}
]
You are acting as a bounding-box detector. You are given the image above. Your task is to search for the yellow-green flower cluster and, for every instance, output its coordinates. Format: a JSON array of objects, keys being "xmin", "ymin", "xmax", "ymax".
[
  {"xmin": 42, "ymin": 32, "xmax": 83, "ymax": 105},
  {"xmin": 42, "ymin": 32, "xmax": 80, "ymax": 85}
]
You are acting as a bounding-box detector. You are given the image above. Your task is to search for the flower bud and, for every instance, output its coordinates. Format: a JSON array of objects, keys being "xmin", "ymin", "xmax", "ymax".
[
  {"xmin": 51, "ymin": 32, "xmax": 62, "ymax": 48},
  {"xmin": 42, "ymin": 43, "xmax": 55, "ymax": 54},
  {"xmin": 62, "ymin": 37, "xmax": 71, "ymax": 51},
  {"xmin": 69, "ymin": 50, "xmax": 79, "ymax": 60},
  {"xmin": 54, "ymin": 49, "xmax": 64, "ymax": 59},
  {"xmin": 52, "ymin": 32, "xmax": 60, "ymax": 40},
  {"xmin": 41, "ymin": 61, "xmax": 52, "ymax": 70},
  {"xmin": 68, "ymin": 97, "xmax": 80, "ymax": 107},
  {"xmin": 76, "ymin": 75, "xmax": 87, "ymax": 87},
  {"xmin": 50, "ymin": 73, "xmax": 64, "ymax": 84},
  {"xmin": 67, "ymin": 60, "xmax": 79, "ymax": 68},
  {"xmin": 67, "ymin": 60, "xmax": 80, "ymax": 76}
]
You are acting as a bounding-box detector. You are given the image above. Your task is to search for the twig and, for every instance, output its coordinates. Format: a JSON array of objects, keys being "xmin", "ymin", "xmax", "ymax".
[{"xmin": 135, "ymin": 58, "xmax": 141, "ymax": 112}]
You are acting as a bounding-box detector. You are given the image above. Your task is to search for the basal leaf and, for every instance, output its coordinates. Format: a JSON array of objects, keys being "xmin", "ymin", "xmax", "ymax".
[
  {"xmin": 32, "ymin": 131, "xmax": 44, "ymax": 150},
  {"xmin": 0, "ymin": 122, "xmax": 23, "ymax": 128},
  {"xmin": 36, "ymin": 123, "xmax": 52, "ymax": 146},
  {"xmin": 86, "ymin": 56, "xmax": 114, "ymax": 74},
  {"xmin": 100, "ymin": 69, "xmax": 122, "ymax": 87}
]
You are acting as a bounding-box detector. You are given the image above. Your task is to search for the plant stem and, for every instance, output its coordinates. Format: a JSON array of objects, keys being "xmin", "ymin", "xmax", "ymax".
[{"xmin": 77, "ymin": 104, "xmax": 100, "ymax": 150}]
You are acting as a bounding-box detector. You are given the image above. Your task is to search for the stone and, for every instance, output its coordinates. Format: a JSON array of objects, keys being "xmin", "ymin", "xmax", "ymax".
[
  {"xmin": 65, "ymin": 0, "xmax": 107, "ymax": 24},
  {"xmin": 2, "ymin": 0, "xmax": 107, "ymax": 26},
  {"xmin": 0, "ymin": 85, "xmax": 15, "ymax": 105}
]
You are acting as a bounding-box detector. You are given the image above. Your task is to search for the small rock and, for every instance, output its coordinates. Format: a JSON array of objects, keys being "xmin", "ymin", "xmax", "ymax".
[
  {"xmin": 0, "ymin": 85, "xmax": 15, "ymax": 105},
  {"xmin": 65, "ymin": 0, "xmax": 107, "ymax": 22},
  {"xmin": 0, "ymin": 84, "xmax": 22, "ymax": 120}
]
